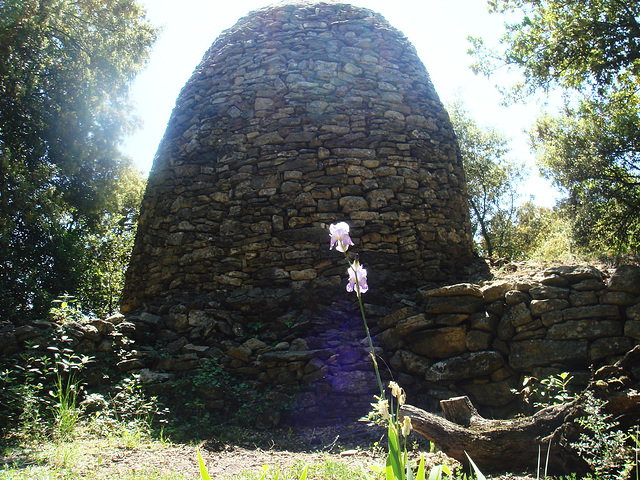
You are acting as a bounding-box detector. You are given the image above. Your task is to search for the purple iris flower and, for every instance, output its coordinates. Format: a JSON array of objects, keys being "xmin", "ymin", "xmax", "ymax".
[
  {"xmin": 346, "ymin": 259, "xmax": 368, "ymax": 297},
  {"xmin": 329, "ymin": 222, "xmax": 354, "ymax": 253}
]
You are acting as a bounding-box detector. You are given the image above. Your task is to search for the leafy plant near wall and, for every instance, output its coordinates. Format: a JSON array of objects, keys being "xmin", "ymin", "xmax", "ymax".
[
  {"xmin": 165, "ymin": 357, "xmax": 296, "ymax": 438},
  {"xmin": 0, "ymin": 345, "xmax": 91, "ymax": 441},
  {"xmin": 574, "ymin": 392, "xmax": 638, "ymax": 479}
]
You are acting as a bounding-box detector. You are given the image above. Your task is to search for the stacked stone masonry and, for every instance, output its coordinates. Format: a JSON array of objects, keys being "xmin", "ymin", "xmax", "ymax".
[
  {"xmin": 3, "ymin": 264, "xmax": 639, "ymax": 425},
  {"xmin": 120, "ymin": 0, "xmax": 474, "ymax": 317}
]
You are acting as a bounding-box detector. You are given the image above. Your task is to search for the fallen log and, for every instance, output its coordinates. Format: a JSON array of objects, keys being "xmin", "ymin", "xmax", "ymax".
[
  {"xmin": 401, "ymin": 345, "xmax": 640, "ymax": 476},
  {"xmin": 401, "ymin": 399, "xmax": 589, "ymax": 475}
]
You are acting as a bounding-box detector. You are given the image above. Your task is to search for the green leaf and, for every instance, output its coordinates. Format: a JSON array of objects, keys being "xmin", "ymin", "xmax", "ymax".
[
  {"xmin": 385, "ymin": 463, "xmax": 396, "ymax": 480},
  {"xmin": 298, "ymin": 465, "xmax": 308, "ymax": 480},
  {"xmin": 197, "ymin": 449, "xmax": 212, "ymax": 480},
  {"xmin": 465, "ymin": 452, "xmax": 486, "ymax": 480},
  {"xmin": 387, "ymin": 423, "xmax": 404, "ymax": 480},
  {"xmin": 415, "ymin": 455, "xmax": 426, "ymax": 480}
]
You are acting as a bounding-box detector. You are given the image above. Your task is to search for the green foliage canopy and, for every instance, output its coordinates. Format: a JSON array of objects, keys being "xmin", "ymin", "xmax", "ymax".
[
  {"xmin": 0, "ymin": 0, "xmax": 157, "ymax": 318},
  {"xmin": 469, "ymin": 0, "xmax": 640, "ymax": 253},
  {"xmin": 448, "ymin": 101, "xmax": 526, "ymax": 258},
  {"xmin": 470, "ymin": 0, "xmax": 640, "ymax": 96}
]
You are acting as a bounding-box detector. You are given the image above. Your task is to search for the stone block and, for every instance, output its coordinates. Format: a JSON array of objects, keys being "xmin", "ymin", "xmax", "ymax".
[
  {"xmin": 497, "ymin": 314, "xmax": 515, "ymax": 341},
  {"xmin": 600, "ymin": 291, "xmax": 638, "ymax": 306},
  {"xmin": 425, "ymin": 295, "xmax": 485, "ymax": 314},
  {"xmin": 425, "ymin": 351, "xmax": 505, "ymax": 382},
  {"xmin": 395, "ymin": 313, "xmax": 435, "ymax": 336},
  {"xmin": 547, "ymin": 319, "xmax": 623, "ymax": 340},
  {"xmin": 608, "ymin": 264, "xmax": 640, "ymax": 295},
  {"xmin": 590, "ymin": 336, "xmax": 634, "ymax": 361},
  {"xmin": 435, "ymin": 313, "xmax": 469, "ymax": 326},
  {"xmin": 530, "ymin": 299, "xmax": 569, "ymax": 316},
  {"xmin": 482, "ymin": 280, "xmax": 513, "ymax": 303},
  {"xmin": 627, "ymin": 303, "xmax": 640, "ymax": 321},
  {"xmin": 378, "ymin": 306, "xmax": 418, "ymax": 329},
  {"xmin": 407, "ymin": 326, "xmax": 467, "ymax": 358},
  {"xmin": 544, "ymin": 265, "xmax": 604, "ymax": 282},
  {"xmin": 505, "ymin": 290, "xmax": 531, "ymax": 306},
  {"xmin": 569, "ymin": 291, "xmax": 598, "ymax": 307},
  {"xmin": 460, "ymin": 377, "xmax": 518, "ymax": 407},
  {"xmin": 507, "ymin": 303, "xmax": 533, "ymax": 328},
  {"xmin": 471, "ymin": 311, "xmax": 499, "ymax": 332},
  {"xmin": 571, "ymin": 278, "xmax": 606, "ymax": 291},
  {"xmin": 466, "ymin": 330, "xmax": 493, "ymax": 351},
  {"xmin": 395, "ymin": 350, "xmax": 433, "ymax": 375},
  {"xmin": 529, "ymin": 286, "xmax": 570, "ymax": 300},
  {"xmin": 509, "ymin": 339, "xmax": 588, "ymax": 369},
  {"xmin": 420, "ymin": 283, "xmax": 483, "ymax": 299},
  {"xmin": 563, "ymin": 304, "xmax": 620, "ymax": 320},
  {"xmin": 624, "ymin": 320, "xmax": 640, "ymax": 340}
]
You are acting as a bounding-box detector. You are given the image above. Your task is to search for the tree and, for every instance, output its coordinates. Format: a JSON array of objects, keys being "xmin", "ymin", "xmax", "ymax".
[
  {"xmin": 532, "ymin": 93, "xmax": 640, "ymax": 252},
  {"xmin": 469, "ymin": 0, "xmax": 640, "ymax": 97},
  {"xmin": 77, "ymin": 162, "xmax": 146, "ymax": 316},
  {"xmin": 0, "ymin": 0, "xmax": 157, "ymax": 319},
  {"xmin": 448, "ymin": 101, "xmax": 526, "ymax": 258},
  {"xmin": 468, "ymin": 0, "xmax": 640, "ymax": 253}
]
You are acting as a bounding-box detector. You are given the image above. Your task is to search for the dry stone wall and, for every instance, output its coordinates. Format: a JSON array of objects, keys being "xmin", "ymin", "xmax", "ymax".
[
  {"xmin": 120, "ymin": 0, "xmax": 474, "ymax": 319},
  {"xmin": 2, "ymin": 264, "xmax": 639, "ymax": 425}
]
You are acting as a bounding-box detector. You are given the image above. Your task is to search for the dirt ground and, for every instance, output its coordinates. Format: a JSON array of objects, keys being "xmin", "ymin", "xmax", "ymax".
[{"xmin": 70, "ymin": 423, "xmax": 536, "ymax": 479}]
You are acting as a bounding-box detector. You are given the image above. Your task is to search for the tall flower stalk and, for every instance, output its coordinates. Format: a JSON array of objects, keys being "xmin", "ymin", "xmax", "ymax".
[
  {"xmin": 329, "ymin": 222, "xmax": 383, "ymax": 398},
  {"xmin": 329, "ymin": 221, "xmax": 426, "ymax": 480}
]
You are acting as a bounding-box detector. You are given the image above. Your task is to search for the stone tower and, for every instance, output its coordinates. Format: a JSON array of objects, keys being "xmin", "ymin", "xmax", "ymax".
[{"xmin": 121, "ymin": 0, "xmax": 473, "ymax": 319}]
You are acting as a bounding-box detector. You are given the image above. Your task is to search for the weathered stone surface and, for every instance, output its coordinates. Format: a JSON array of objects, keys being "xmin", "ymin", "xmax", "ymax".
[
  {"xmin": 330, "ymin": 370, "xmax": 379, "ymax": 395},
  {"xmin": 421, "ymin": 283, "xmax": 483, "ymax": 298},
  {"xmin": 625, "ymin": 320, "xmax": 640, "ymax": 340},
  {"xmin": 497, "ymin": 314, "xmax": 516, "ymax": 341},
  {"xmin": 562, "ymin": 305, "xmax": 620, "ymax": 320},
  {"xmin": 257, "ymin": 349, "xmax": 327, "ymax": 363},
  {"xmin": 425, "ymin": 351, "xmax": 504, "ymax": 382},
  {"xmin": 408, "ymin": 326, "xmax": 467, "ymax": 358},
  {"xmin": 395, "ymin": 350, "xmax": 433, "ymax": 375},
  {"xmin": 569, "ymin": 291, "xmax": 598, "ymax": 307},
  {"xmin": 505, "ymin": 290, "xmax": 530, "ymax": 307},
  {"xmin": 547, "ymin": 319, "xmax": 623, "ymax": 340},
  {"xmin": 539, "ymin": 274, "xmax": 570, "ymax": 287},
  {"xmin": 600, "ymin": 291, "xmax": 639, "ymax": 306},
  {"xmin": 395, "ymin": 313, "xmax": 435, "ymax": 336},
  {"xmin": 509, "ymin": 339, "xmax": 588, "ymax": 369},
  {"xmin": 435, "ymin": 313, "xmax": 469, "ymax": 326},
  {"xmin": 460, "ymin": 377, "xmax": 518, "ymax": 407},
  {"xmin": 375, "ymin": 328, "xmax": 403, "ymax": 349},
  {"xmin": 545, "ymin": 265, "xmax": 604, "ymax": 282},
  {"xmin": 471, "ymin": 312, "xmax": 499, "ymax": 333},
  {"xmin": 540, "ymin": 310, "xmax": 564, "ymax": 327},
  {"xmin": 507, "ymin": 303, "xmax": 533, "ymax": 328},
  {"xmin": 466, "ymin": 330, "xmax": 493, "ymax": 351},
  {"xmin": 530, "ymin": 299, "xmax": 569, "ymax": 317},
  {"xmin": 481, "ymin": 280, "xmax": 513, "ymax": 303},
  {"xmin": 378, "ymin": 307, "xmax": 419, "ymax": 330},
  {"xmin": 608, "ymin": 264, "xmax": 640, "ymax": 295},
  {"xmin": 589, "ymin": 336, "xmax": 634, "ymax": 361},
  {"xmin": 627, "ymin": 303, "xmax": 640, "ymax": 322},
  {"xmin": 424, "ymin": 295, "xmax": 485, "ymax": 314},
  {"xmin": 571, "ymin": 278, "xmax": 606, "ymax": 291},
  {"xmin": 529, "ymin": 286, "xmax": 570, "ymax": 300}
]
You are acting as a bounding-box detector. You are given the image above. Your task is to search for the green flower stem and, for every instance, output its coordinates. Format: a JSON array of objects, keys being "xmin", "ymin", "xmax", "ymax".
[{"xmin": 343, "ymin": 251, "xmax": 385, "ymax": 398}]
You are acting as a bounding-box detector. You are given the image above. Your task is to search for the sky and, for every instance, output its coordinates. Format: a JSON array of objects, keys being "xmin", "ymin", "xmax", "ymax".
[{"xmin": 122, "ymin": 0, "xmax": 561, "ymax": 207}]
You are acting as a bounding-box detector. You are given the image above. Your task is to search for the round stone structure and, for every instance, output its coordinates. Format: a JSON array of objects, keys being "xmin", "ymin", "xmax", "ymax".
[{"xmin": 121, "ymin": 0, "xmax": 474, "ymax": 318}]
